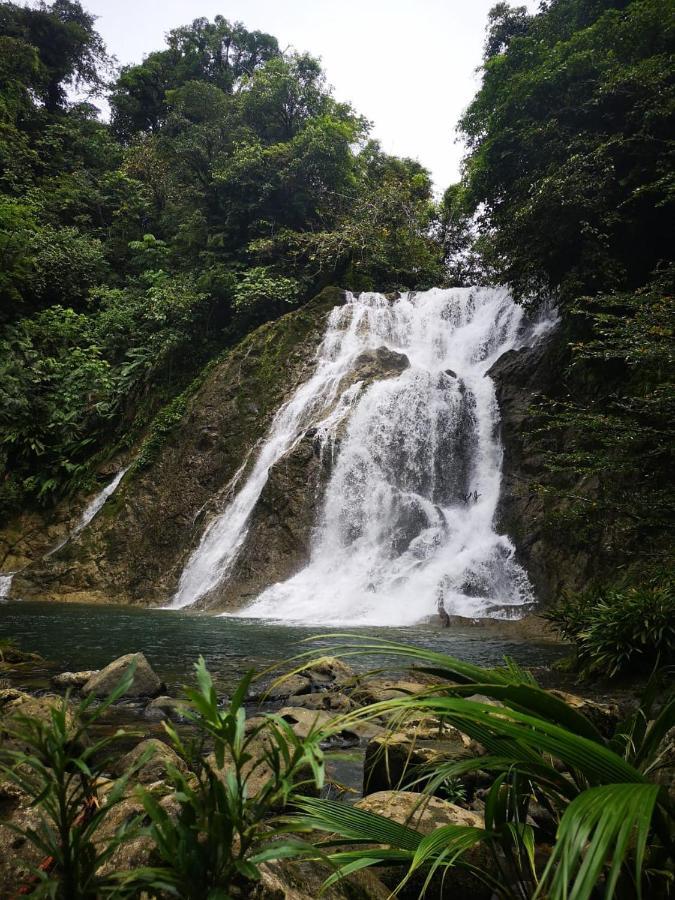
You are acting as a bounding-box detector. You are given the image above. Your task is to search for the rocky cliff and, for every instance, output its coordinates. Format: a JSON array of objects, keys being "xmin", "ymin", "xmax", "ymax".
[
  {"xmin": 489, "ymin": 328, "xmax": 598, "ymax": 601},
  {"xmin": 6, "ymin": 287, "xmax": 607, "ymax": 612}
]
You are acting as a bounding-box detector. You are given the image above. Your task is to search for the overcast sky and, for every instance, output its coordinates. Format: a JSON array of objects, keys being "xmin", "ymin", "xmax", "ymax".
[{"xmin": 82, "ymin": 0, "xmax": 540, "ymax": 191}]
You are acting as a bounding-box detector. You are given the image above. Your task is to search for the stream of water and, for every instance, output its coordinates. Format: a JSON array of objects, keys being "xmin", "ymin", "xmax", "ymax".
[{"xmin": 0, "ymin": 600, "xmax": 564, "ymax": 694}]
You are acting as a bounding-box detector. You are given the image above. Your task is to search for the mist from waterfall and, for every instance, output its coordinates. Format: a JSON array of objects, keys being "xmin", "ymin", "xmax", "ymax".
[{"xmin": 171, "ymin": 288, "xmax": 553, "ymax": 622}]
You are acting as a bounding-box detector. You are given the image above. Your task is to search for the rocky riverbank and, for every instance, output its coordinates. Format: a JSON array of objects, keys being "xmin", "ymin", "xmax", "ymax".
[{"xmin": 1, "ymin": 638, "xmax": 658, "ymax": 900}]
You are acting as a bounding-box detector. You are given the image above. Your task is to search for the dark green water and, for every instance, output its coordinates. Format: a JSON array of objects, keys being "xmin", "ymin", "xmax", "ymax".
[{"xmin": 0, "ymin": 600, "xmax": 565, "ymax": 693}]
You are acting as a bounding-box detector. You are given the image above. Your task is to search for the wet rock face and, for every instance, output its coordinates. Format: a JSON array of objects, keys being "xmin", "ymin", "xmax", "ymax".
[
  {"xmin": 489, "ymin": 328, "xmax": 599, "ymax": 601},
  {"xmin": 202, "ymin": 428, "xmax": 330, "ymax": 611},
  {"xmin": 199, "ymin": 349, "xmax": 411, "ymax": 612},
  {"xmin": 337, "ymin": 345, "xmax": 410, "ymax": 395}
]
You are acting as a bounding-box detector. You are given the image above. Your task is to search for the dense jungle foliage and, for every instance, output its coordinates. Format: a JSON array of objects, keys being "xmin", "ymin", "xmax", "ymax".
[
  {"xmin": 0, "ymin": 0, "xmax": 672, "ymax": 598},
  {"xmin": 0, "ymin": 0, "xmax": 444, "ymax": 514}
]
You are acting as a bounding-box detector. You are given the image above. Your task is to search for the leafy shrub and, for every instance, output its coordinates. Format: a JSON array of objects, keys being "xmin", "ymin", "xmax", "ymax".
[
  {"xmin": 138, "ymin": 657, "xmax": 325, "ymax": 898},
  {"xmin": 546, "ymin": 582, "xmax": 675, "ymax": 677},
  {"xmin": 232, "ymin": 266, "xmax": 298, "ymax": 315},
  {"xmin": 0, "ymin": 664, "xmax": 170, "ymax": 899},
  {"xmin": 293, "ymin": 638, "xmax": 675, "ymax": 900}
]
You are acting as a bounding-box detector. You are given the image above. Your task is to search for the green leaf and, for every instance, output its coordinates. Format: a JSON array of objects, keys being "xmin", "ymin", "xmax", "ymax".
[{"xmin": 536, "ymin": 783, "xmax": 664, "ymax": 900}]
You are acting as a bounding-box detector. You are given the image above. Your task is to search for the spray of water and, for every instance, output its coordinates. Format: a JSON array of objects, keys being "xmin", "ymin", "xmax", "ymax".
[{"xmin": 172, "ymin": 288, "xmax": 553, "ymax": 622}]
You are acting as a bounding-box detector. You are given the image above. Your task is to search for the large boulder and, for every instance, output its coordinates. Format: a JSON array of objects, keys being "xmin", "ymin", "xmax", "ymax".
[
  {"xmin": 0, "ymin": 689, "xmax": 77, "ymax": 746},
  {"xmin": 355, "ymin": 791, "xmax": 489, "ymax": 900},
  {"xmin": 356, "ymin": 790, "xmax": 483, "ymax": 832},
  {"xmin": 250, "ymin": 673, "xmax": 314, "ymax": 703},
  {"xmin": 351, "ymin": 677, "xmax": 429, "ymax": 706},
  {"xmin": 302, "ymin": 656, "xmax": 355, "ymax": 688},
  {"xmin": 278, "ymin": 707, "xmax": 382, "ymax": 746},
  {"xmin": 253, "ymin": 858, "xmax": 390, "ymax": 899},
  {"xmin": 208, "ymin": 731, "xmax": 320, "ymax": 802},
  {"xmin": 115, "ymin": 738, "xmax": 186, "ymax": 785},
  {"xmin": 251, "ymin": 658, "xmax": 356, "ymax": 704},
  {"xmin": 549, "ymin": 690, "xmax": 620, "ymax": 738},
  {"xmin": 286, "ymin": 691, "xmax": 354, "ymax": 713},
  {"xmin": 81, "ymin": 653, "xmax": 162, "ymax": 698}
]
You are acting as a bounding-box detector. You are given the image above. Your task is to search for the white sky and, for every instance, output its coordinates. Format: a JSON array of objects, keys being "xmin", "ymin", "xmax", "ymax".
[{"xmin": 82, "ymin": 0, "xmax": 540, "ymax": 191}]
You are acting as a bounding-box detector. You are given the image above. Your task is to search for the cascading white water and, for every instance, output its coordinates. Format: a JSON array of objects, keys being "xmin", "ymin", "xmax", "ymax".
[
  {"xmin": 0, "ymin": 573, "xmax": 14, "ymax": 599},
  {"xmin": 71, "ymin": 466, "xmax": 130, "ymax": 538},
  {"xmin": 47, "ymin": 466, "xmax": 130, "ymax": 557},
  {"xmin": 172, "ymin": 288, "xmax": 553, "ymax": 620}
]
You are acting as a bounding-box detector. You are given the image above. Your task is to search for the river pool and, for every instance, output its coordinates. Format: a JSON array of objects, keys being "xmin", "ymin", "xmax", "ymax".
[{"xmin": 0, "ymin": 600, "xmax": 565, "ymax": 693}]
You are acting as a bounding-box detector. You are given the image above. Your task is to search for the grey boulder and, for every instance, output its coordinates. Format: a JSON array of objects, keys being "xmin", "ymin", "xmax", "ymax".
[{"xmin": 82, "ymin": 653, "xmax": 162, "ymax": 698}]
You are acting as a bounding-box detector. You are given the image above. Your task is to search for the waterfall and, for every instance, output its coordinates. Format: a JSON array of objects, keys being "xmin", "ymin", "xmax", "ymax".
[
  {"xmin": 47, "ymin": 466, "xmax": 130, "ymax": 556},
  {"xmin": 0, "ymin": 573, "xmax": 14, "ymax": 600},
  {"xmin": 172, "ymin": 288, "xmax": 553, "ymax": 620},
  {"xmin": 70, "ymin": 466, "xmax": 130, "ymax": 539},
  {"xmin": 0, "ymin": 466, "xmax": 129, "ymax": 600}
]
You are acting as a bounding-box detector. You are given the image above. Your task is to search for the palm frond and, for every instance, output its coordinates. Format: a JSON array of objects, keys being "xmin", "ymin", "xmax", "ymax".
[
  {"xmin": 536, "ymin": 783, "xmax": 665, "ymax": 900},
  {"xmin": 293, "ymin": 796, "xmax": 423, "ymax": 851}
]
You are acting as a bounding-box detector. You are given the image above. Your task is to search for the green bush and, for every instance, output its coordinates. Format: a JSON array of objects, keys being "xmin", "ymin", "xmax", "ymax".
[
  {"xmin": 0, "ymin": 663, "xmax": 171, "ymax": 899},
  {"xmin": 292, "ymin": 637, "xmax": 675, "ymax": 900},
  {"xmin": 138, "ymin": 657, "xmax": 325, "ymax": 898},
  {"xmin": 546, "ymin": 582, "xmax": 675, "ymax": 677}
]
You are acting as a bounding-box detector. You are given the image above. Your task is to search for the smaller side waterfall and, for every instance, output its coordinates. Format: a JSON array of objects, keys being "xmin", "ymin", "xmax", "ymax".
[
  {"xmin": 0, "ymin": 466, "xmax": 131, "ymax": 599},
  {"xmin": 47, "ymin": 466, "xmax": 130, "ymax": 557},
  {"xmin": 71, "ymin": 466, "xmax": 130, "ymax": 540}
]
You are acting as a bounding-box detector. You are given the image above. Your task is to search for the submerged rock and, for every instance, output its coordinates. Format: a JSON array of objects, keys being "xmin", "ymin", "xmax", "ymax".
[
  {"xmin": 143, "ymin": 695, "xmax": 190, "ymax": 723},
  {"xmin": 82, "ymin": 652, "xmax": 162, "ymax": 698}
]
